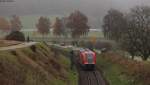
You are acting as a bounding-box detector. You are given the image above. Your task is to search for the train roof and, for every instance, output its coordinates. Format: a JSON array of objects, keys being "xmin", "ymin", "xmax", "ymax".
[{"xmin": 79, "ymin": 49, "xmax": 94, "ymax": 53}]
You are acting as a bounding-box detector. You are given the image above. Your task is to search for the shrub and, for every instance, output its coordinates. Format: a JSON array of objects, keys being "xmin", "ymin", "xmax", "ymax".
[
  {"xmin": 94, "ymin": 41, "xmax": 112, "ymax": 50},
  {"xmin": 5, "ymin": 31, "xmax": 25, "ymax": 41},
  {"xmin": 101, "ymin": 52, "xmax": 150, "ymax": 84}
]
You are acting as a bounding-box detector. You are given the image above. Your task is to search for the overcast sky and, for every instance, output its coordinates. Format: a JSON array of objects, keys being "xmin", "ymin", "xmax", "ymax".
[{"xmin": 0, "ymin": 0, "xmax": 150, "ymax": 28}]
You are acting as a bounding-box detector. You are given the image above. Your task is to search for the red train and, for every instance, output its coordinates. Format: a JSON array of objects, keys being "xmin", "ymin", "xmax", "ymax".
[{"xmin": 75, "ymin": 48, "xmax": 96, "ymax": 70}]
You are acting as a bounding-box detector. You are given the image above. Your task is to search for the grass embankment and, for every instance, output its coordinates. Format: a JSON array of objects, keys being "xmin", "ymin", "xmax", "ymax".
[
  {"xmin": 97, "ymin": 52, "xmax": 150, "ymax": 85},
  {"xmin": 0, "ymin": 42, "xmax": 77, "ymax": 85}
]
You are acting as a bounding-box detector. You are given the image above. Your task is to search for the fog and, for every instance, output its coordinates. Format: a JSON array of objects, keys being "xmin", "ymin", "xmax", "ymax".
[{"xmin": 0, "ymin": 0, "xmax": 150, "ymax": 28}]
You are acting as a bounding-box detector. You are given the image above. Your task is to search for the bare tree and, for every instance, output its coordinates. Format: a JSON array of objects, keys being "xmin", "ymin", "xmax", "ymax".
[
  {"xmin": 102, "ymin": 7, "xmax": 150, "ymax": 61},
  {"xmin": 10, "ymin": 15, "xmax": 22, "ymax": 32},
  {"xmin": 122, "ymin": 6, "xmax": 150, "ymax": 61},
  {"xmin": 53, "ymin": 17, "xmax": 63, "ymax": 37},
  {"xmin": 102, "ymin": 9, "xmax": 127, "ymax": 41},
  {"xmin": 36, "ymin": 16, "xmax": 51, "ymax": 37},
  {"xmin": 67, "ymin": 10, "xmax": 90, "ymax": 38},
  {"xmin": 61, "ymin": 17, "xmax": 70, "ymax": 37}
]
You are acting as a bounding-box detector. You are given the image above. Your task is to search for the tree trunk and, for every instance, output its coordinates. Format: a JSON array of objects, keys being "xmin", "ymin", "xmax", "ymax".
[
  {"xmin": 142, "ymin": 57, "xmax": 147, "ymax": 61},
  {"xmin": 130, "ymin": 53, "xmax": 135, "ymax": 60},
  {"xmin": 142, "ymin": 54, "xmax": 149, "ymax": 61},
  {"xmin": 131, "ymin": 56, "xmax": 134, "ymax": 60}
]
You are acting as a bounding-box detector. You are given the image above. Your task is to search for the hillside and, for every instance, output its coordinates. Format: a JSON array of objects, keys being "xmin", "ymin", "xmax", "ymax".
[
  {"xmin": 0, "ymin": 41, "xmax": 77, "ymax": 85},
  {"xmin": 97, "ymin": 52, "xmax": 150, "ymax": 85}
]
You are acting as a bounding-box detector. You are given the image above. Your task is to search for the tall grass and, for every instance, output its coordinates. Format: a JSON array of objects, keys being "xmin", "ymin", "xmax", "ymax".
[{"xmin": 97, "ymin": 52, "xmax": 150, "ymax": 85}]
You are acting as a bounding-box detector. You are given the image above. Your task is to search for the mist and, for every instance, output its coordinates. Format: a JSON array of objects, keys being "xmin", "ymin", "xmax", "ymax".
[{"xmin": 0, "ymin": 0, "xmax": 150, "ymax": 28}]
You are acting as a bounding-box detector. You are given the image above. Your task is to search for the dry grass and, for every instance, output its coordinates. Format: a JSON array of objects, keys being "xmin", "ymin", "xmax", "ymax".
[
  {"xmin": 0, "ymin": 43, "xmax": 71, "ymax": 85},
  {"xmin": 100, "ymin": 52, "xmax": 150, "ymax": 85}
]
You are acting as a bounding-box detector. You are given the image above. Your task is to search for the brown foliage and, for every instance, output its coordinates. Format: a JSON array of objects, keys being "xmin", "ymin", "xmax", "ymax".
[
  {"xmin": 67, "ymin": 10, "xmax": 90, "ymax": 38},
  {"xmin": 36, "ymin": 16, "xmax": 51, "ymax": 35},
  {"xmin": 102, "ymin": 52, "xmax": 150, "ymax": 84},
  {"xmin": 53, "ymin": 17, "xmax": 63, "ymax": 36},
  {"xmin": 0, "ymin": 59, "xmax": 25, "ymax": 85},
  {"xmin": 0, "ymin": 17, "xmax": 10, "ymax": 32},
  {"xmin": 0, "ymin": 44, "xmax": 68, "ymax": 85}
]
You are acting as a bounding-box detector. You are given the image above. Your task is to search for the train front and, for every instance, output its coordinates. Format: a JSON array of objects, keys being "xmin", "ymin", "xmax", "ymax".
[{"xmin": 80, "ymin": 50, "xmax": 96, "ymax": 70}]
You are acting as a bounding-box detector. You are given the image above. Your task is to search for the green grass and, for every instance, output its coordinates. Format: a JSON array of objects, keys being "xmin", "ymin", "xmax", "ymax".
[
  {"xmin": 68, "ymin": 70, "xmax": 78, "ymax": 85},
  {"xmin": 59, "ymin": 54, "xmax": 78, "ymax": 85},
  {"xmin": 97, "ymin": 54, "xmax": 142, "ymax": 85}
]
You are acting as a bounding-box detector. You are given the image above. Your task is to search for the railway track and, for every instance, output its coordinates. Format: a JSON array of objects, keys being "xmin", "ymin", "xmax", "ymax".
[
  {"xmin": 79, "ymin": 70, "xmax": 106, "ymax": 85},
  {"xmin": 93, "ymin": 71, "xmax": 101, "ymax": 85},
  {"xmin": 87, "ymin": 72, "xmax": 92, "ymax": 85},
  {"xmin": 48, "ymin": 43, "xmax": 107, "ymax": 85},
  {"xmin": 74, "ymin": 57, "xmax": 107, "ymax": 85}
]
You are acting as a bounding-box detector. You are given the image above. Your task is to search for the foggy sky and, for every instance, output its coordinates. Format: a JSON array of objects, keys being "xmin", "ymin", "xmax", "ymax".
[{"xmin": 0, "ymin": 0, "xmax": 150, "ymax": 28}]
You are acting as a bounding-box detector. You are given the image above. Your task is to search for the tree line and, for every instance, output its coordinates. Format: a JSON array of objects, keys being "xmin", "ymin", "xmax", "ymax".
[
  {"xmin": 0, "ymin": 10, "xmax": 89, "ymax": 39},
  {"xmin": 0, "ymin": 15, "xmax": 22, "ymax": 32},
  {"xmin": 37, "ymin": 10, "xmax": 89, "ymax": 38},
  {"xmin": 102, "ymin": 5, "xmax": 150, "ymax": 61}
]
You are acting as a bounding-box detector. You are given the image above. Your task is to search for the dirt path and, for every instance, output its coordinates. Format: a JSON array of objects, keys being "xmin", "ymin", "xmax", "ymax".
[{"xmin": 0, "ymin": 42, "xmax": 37, "ymax": 51}]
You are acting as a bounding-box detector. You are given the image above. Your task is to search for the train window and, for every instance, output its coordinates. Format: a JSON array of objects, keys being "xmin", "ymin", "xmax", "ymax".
[{"xmin": 86, "ymin": 53, "xmax": 94, "ymax": 64}]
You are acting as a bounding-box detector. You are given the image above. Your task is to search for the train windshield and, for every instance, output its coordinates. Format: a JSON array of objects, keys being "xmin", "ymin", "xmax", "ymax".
[{"xmin": 86, "ymin": 53, "xmax": 94, "ymax": 64}]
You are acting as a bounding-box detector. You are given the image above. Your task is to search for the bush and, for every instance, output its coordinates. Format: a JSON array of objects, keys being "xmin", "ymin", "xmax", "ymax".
[
  {"xmin": 101, "ymin": 52, "xmax": 150, "ymax": 85},
  {"xmin": 94, "ymin": 41, "xmax": 112, "ymax": 50},
  {"xmin": 5, "ymin": 31, "xmax": 25, "ymax": 41}
]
